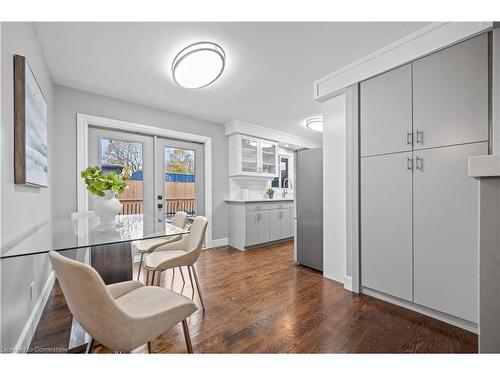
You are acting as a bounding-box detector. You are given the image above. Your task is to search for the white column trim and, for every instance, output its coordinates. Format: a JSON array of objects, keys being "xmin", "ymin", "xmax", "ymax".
[
  {"xmin": 76, "ymin": 113, "xmax": 214, "ymax": 247},
  {"xmin": 314, "ymin": 22, "xmax": 492, "ymax": 102}
]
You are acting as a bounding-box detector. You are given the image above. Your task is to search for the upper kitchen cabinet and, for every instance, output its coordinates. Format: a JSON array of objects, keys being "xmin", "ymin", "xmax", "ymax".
[
  {"xmin": 360, "ymin": 64, "xmax": 412, "ymax": 157},
  {"xmin": 228, "ymin": 133, "xmax": 278, "ymax": 178},
  {"xmin": 413, "ymin": 33, "xmax": 489, "ymax": 150}
]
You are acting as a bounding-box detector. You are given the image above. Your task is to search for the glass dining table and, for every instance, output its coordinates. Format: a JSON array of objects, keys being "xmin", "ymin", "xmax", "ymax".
[{"xmin": 0, "ymin": 214, "xmax": 189, "ymax": 352}]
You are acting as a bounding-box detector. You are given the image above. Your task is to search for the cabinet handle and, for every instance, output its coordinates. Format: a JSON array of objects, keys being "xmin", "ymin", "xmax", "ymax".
[
  {"xmin": 407, "ymin": 157, "xmax": 413, "ymax": 171},
  {"xmin": 416, "ymin": 129, "xmax": 424, "ymax": 144},
  {"xmin": 416, "ymin": 156, "xmax": 423, "ymax": 170},
  {"xmin": 406, "ymin": 131, "xmax": 413, "ymax": 145}
]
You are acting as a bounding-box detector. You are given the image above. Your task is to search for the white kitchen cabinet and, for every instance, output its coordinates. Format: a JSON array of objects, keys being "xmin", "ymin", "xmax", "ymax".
[
  {"xmin": 413, "ymin": 142, "xmax": 486, "ymax": 322},
  {"xmin": 413, "ymin": 33, "xmax": 488, "ymax": 150},
  {"xmin": 227, "ymin": 200, "xmax": 294, "ymax": 250},
  {"xmin": 360, "ymin": 64, "xmax": 413, "ymax": 157},
  {"xmin": 228, "ymin": 134, "xmax": 278, "ymax": 178},
  {"xmin": 359, "ymin": 33, "xmax": 488, "ymax": 326},
  {"xmin": 361, "ymin": 152, "xmax": 413, "ymax": 301},
  {"xmin": 269, "ymin": 206, "xmax": 292, "ymax": 241},
  {"xmin": 245, "ymin": 205, "xmax": 270, "ymax": 246}
]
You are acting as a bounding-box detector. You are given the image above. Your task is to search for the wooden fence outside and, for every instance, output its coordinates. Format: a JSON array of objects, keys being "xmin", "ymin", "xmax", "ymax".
[{"xmin": 118, "ymin": 180, "xmax": 195, "ymax": 215}]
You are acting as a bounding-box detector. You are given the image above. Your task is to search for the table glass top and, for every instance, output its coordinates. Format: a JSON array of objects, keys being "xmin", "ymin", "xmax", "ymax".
[{"xmin": 0, "ymin": 214, "xmax": 189, "ymax": 259}]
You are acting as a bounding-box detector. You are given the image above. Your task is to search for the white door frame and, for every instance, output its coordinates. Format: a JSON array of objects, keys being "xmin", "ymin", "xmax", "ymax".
[{"xmin": 76, "ymin": 113, "xmax": 213, "ymax": 247}]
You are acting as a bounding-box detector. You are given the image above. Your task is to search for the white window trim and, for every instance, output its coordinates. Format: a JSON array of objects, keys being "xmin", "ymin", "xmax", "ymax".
[
  {"xmin": 76, "ymin": 113, "xmax": 213, "ymax": 247},
  {"xmin": 272, "ymin": 152, "xmax": 294, "ymax": 191}
]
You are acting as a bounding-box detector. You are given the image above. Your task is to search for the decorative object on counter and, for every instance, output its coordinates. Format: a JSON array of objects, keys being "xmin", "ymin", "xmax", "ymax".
[
  {"xmin": 14, "ymin": 54, "xmax": 49, "ymax": 187},
  {"xmin": 266, "ymin": 187, "xmax": 275, "ymax": 199},
  {"xmin": 81, "ymin": 166, "xmax": 128, "ymax": 228}
]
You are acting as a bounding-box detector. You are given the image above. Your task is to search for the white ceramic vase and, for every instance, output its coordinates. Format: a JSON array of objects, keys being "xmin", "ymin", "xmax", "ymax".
[{"xmin": 94, "ymin": 190, "xmax": 121, "ymax": 228}]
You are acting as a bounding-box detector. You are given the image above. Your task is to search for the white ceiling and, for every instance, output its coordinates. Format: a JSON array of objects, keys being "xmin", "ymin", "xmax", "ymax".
[{"xmin": 34, "ymin": 22, "xmax": 428, "ymax": 141}]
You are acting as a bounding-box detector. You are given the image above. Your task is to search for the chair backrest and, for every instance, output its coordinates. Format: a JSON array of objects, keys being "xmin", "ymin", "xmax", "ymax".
[
  {"xmin": 48, "ymin": 251, "xmax": 129, "ymax": 346},
  {"xmin": 186, "ymin": 216, "xmax": 208, "ymax": 253},
  {"xmin": 171, "ymin": 211, "xmax": 188, "ymax": 229}
]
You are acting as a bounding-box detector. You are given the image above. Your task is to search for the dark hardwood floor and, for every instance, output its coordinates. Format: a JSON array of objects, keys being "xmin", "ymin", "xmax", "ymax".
[{"xmin": 30, "ymin": 241, "xmax": 478, "ymax": 353}]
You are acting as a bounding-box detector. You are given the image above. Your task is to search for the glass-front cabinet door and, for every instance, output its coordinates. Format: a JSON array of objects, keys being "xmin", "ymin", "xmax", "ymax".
[
  {"xmin": 240, "ymin": 136, "xmax": 259, "ymax": 174},
  {"xmin": 259, "ymin": 140, "xmax": 277, "ymax": 176},
  {"xmin": 228, "ymin": 134, "xmax": 279, "ymax": 177}
]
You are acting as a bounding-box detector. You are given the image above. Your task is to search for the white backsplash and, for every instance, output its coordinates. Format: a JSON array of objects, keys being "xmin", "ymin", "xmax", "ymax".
[{"xmin": 229, "ymin": 178, "xmax": 294, "ymax": 200}]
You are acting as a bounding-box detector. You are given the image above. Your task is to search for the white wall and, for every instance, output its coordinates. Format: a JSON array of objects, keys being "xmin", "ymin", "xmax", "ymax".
[
  {"xmin": 52, "ymin": 86, "xmax": 229, "ymax": 241},
  {"xmin": 322, "ymin": 93, "xmax": 347, "ymax": 283},
  {"xmin": 1, "ymin": 22, "xmax": 55, "ymax": 349}
]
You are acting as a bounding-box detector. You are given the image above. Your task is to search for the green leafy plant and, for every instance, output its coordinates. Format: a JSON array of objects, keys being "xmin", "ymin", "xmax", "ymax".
[
  {"xmin": 80, "ymin": 166, "xmax": 128, "ymax": 197},
  {"xmin": 266, "ymin": 187, "xmax": 275, "ymax": 197}
]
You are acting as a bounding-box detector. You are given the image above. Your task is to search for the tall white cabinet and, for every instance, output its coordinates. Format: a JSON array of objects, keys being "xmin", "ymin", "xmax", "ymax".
[{"xmin": 360, "ymin": 33, "xmax": 489, "ymax": 325}]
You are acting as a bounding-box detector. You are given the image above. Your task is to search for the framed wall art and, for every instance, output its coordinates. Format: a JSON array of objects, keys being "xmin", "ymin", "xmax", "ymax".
[{"xmin": 14, "ymin": 54, "xmax": 48, "ymax": 187}]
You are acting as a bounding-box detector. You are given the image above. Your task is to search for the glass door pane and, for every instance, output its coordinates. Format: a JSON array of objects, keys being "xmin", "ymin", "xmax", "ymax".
[
  {"xmin": 100, "ymin": 138, "xmax": 144, "ymax": 215},
  {"xmin": 164, "ymin": 147, "xmax": 196, "ymax": 223},
  {"xmin": 88, "ymin": 127, "xmax": 154, "ymax": 221},
  {"xmin": 156, "ymin": 138, "xmax": 204, "ymax": 231},
  {"xmin": 241, "ymin": 137, "xmax": 258, "ymax": 173},
  {"xmin": 260, "ymin": 141, "xmax": 276, "ymax": 175}
]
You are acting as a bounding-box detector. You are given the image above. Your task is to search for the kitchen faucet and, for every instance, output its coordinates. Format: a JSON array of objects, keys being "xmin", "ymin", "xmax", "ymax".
[{"xmin": 282, "ymin": 177, "xmax": 293, "ymax": 198}]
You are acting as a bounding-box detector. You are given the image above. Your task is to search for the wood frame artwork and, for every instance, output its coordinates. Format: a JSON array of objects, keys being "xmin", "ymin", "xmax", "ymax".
[{"xmin": 14, "ymin": 54, "xmax": 48, "ymax": 187}]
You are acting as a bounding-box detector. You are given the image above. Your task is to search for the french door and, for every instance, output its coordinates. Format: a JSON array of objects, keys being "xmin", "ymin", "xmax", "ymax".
[
  {"xmin": 88, "ymin": 127, "xmax": 204, "ymax": 233},
  {"xmin": 154, "ymin": 138, "xmax": 204, "ymax": 232}
]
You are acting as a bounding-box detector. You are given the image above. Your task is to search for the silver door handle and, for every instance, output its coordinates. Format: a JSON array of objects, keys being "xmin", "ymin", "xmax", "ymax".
[
  {"xmin": 406, "ymin": 131, "xmax": 413, "ymax": 145},
  {"xmin": 416, "ymin": 156, "xmax": 423, "ymax": 170},
  {"xmin": 407, "ymin": 157, "xmax": 413, "ymax": 171},
  {"xmin": 416, "ymin": 129, "xmax": 424, "ymax": 144}
]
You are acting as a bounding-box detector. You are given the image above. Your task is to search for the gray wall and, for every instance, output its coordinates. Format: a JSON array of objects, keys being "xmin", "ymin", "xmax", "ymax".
[
  {"xmin": 53, "ymin": 85, "xmax": 228, "ymax": 240},
  {"xmin": 1, "ymin": 22, "xmax": 54, "ymax": 349}
]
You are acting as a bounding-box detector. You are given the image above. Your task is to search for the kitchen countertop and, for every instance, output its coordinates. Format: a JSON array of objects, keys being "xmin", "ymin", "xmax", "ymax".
[{"xmin": 225, "ymin": 198, "xmax": 294, "ymax": 203}]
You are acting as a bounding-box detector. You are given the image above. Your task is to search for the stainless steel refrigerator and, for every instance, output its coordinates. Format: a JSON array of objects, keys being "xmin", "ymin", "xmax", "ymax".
[{"xmin": 294, "ymin": 148, "xmax": 323, "ymax": 271}]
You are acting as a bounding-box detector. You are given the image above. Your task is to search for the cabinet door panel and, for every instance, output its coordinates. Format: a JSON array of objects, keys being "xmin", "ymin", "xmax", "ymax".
[
  {"xmin": 413, "ymin": 34, "xmax": 488, "ymax": 149},
  {"xmin": 360, "ymin": 64, "xmax": 412, "ymax": 157},
  {"xmin": 413, "ymin": 142, "xmax": 486, "ymax": 322},
  {"xmin": 361, "ymin": 152, "xmax": 413, "ymax": 301},
  {"xmin": 260, "ymin": 140, "xmax": 278, "ymax": 176},
  {"xmin": 280, "ymin": 209, "xmax": 292, "ymax": 238},
  {"xmin": 258, "ymin": 210, "xmax": 270, "ymax": 244},
  {"xmin": 269, "ymin": 209, "xmax": 281, "ymax": 241},
  {"xmin": 240, "ymin": 135, "xmax": 260, "ymax": 174},
  {"xmin": 245, "ymin": 211, "xmax": 260, "ymax": 246}
]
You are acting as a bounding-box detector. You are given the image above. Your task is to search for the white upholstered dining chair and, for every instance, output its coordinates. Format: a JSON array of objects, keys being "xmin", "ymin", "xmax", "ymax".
[
  {"xmin": 132, "ymin": 211, "xmax": 188, "ymax": 280},
  {"xmin": 49, "ymin": 250, "xmax": 197, "ymax": 353},
  {"xmin": 144, "ymin": 216, "xmax": 208, "ymax": 310}
]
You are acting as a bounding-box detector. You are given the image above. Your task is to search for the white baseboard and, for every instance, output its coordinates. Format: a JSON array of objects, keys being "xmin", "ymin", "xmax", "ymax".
[
  {"xmin": 14, "ymin": 271, "xmax": 55, "ymax": 353},
  {"xmin": 362, "ymin": 286, "xmax": 478, "ymax": 333},
  {"xmin": 210, "ymin": 237, "xmax": 228, "ymax": 248},
  {"xmin": 343, "ymin": 276, "xmax": 353, "ymax": 291}
]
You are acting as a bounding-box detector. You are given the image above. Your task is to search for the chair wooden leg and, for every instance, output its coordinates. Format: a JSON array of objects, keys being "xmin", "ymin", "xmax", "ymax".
[
  {"xmin": 85, "ymin": 337, "xmax": 95, "ymax": 354},
  {"xmin": 179, "ymin": 267, "xmax": 186, "ymax": 284},
  {"xmin": 137, "ymin": 253, "xmax": 144, "ymax": 281},
  {"xmin": 181, "ymin": 320, "xmax": 193, "ymax": 353},
  {"xmin": 157, "ymin": 271, "xmax": 162, "ymax": 286},
  {"xmin": 191, "ymin": 264, "xmax": 205, "ymax": 311},
  {"xmin": 147, "ymin": 341, "xmax": 152, "ymax": 353},
  {"xmin": 187, "ymin": 265, "xmax": 195, "ymax": 297}
]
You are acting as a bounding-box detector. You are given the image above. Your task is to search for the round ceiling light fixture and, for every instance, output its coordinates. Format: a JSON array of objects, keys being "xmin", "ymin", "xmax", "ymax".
[
  {"xmin": 172, "ymin": 41, "xmax": 226, "ymax": 89},
  {"xmin": 306, "ymin": 117, "xmax": 324, "ymax": 132}
]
